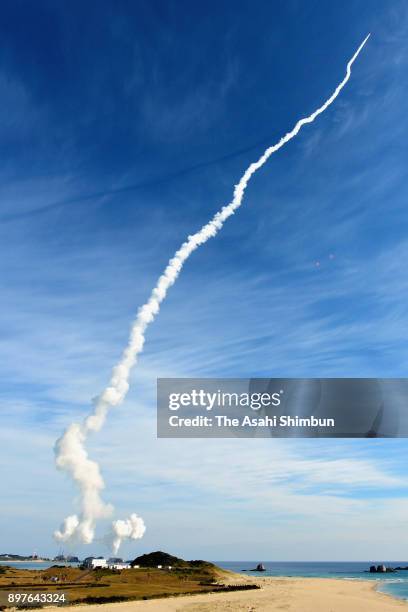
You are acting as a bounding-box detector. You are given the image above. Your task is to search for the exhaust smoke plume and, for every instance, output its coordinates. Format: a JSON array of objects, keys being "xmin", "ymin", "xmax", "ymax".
[
  {"xmin": 54, "ymin": 35, "xmax": 370, "ymax": 552},
  {"xmin": 108, "ymin": 514, "xmax": 147, "ymax": 555}
]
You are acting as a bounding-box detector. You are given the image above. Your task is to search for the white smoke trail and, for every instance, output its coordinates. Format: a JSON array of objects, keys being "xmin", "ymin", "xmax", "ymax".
[
  {"xmin": 54, "ymin": 34, "xmax": 370, "ymax": 552},
  {"xmin": 108, "ymin": 514, "xmax": 146, "ymax": 555}
]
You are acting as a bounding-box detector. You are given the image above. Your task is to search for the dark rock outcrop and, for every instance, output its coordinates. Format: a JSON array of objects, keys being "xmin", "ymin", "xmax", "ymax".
[
  {"xmin": 368, "ymin": 564, "xmax": 396, "ymax": 573},
  {"xmin": 249, "ymin": 563, "xmax": 266, "ymax": 572}
]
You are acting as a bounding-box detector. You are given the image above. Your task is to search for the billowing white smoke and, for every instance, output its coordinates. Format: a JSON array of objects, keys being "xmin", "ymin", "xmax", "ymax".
[
  {"xmin": 54, "ymin": 515, "xmax": 80, "ymax": 542},
  {"xmin": 108, "ymin": 514, "xmax": 146, "ymax": 555},
  {"xmin": 54, "ymin": 35, "xmax": 370, "ymax": 552},
  {"xmin": 54, "ymin": 424, "xmax": 113, "ymax": 545}
]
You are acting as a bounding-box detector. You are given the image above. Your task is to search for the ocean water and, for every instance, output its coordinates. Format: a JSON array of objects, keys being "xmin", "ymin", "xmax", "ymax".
[
  {"xmin": 215, "ymin": 561, "xmax": 408, "ymax": 601},
  {"xmin": 0, "ymin": 561, "xmax": 79, "ymax": 570}
]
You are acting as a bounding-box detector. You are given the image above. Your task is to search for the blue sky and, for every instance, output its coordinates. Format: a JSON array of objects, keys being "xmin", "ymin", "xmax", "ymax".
[{"xmin": 1, "ymin": 0, "xmax": 408, "ymax": 560}]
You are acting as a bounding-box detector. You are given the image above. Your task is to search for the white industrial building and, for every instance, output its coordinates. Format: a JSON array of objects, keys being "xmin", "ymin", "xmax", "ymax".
[
  {"xmin": 84, "ymin": 557, "xmax": 107, "ymax": 569},
  {"xmin": 107, "ymin": 557, "xmax": 131, "ymax": 569},
  {"xmin": 83, "ymin": 557, "xmax": 131, "ymax": 570}
]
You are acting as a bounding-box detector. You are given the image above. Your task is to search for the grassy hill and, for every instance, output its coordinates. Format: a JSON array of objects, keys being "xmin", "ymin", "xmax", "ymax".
[
  {"xmin": 131, "ymin": 551, "xmax": 215, "ymax": 570},
  {"xmin": 0, "ymin": 552, "xmax": 259, "ymax": 606}
]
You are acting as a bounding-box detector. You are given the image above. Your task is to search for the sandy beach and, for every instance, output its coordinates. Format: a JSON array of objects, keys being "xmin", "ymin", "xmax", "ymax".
[{"xmin": 45, "ymin": 577, "xmax": 407, "ymax": 611}]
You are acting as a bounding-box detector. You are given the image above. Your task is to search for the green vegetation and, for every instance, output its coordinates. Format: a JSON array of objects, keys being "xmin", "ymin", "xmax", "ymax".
[{"xmin": 132, "ymin": 550, "xmax": 188, "ymax": 567}]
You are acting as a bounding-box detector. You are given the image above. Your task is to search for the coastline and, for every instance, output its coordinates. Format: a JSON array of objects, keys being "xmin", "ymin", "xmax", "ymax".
[
  {"xmin": 0, "ymin": 559, "xmax": 48, "ymax": 563},
  {"xmin": 44, "ymin": 576, "xmax": 408, "ymax": 611}
]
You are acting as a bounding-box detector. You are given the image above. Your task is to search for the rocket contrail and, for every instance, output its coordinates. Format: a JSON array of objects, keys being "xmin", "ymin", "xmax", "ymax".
[{"xmin": 54, "ymin": 34, "xmax": 370, "ymax": 552}]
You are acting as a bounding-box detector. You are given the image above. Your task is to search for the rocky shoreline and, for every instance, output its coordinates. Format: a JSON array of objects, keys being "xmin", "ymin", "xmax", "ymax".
[{"xmin": 368, "ymin": 564, "xmax": 408, "ymax": 573}]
